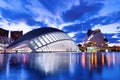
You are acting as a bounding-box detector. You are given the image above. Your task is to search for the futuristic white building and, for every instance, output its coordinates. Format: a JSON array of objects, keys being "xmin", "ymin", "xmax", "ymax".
[
  {"xmin": 82, "ymin": 29, "xmax": 108, "ymax": 52},
  {"xmin": 6, "ymin": 27, "xmax": 78, "ymax": 53},
  {"xmin": 83, "ymin": 29, "xmax": 108, "ymax": 47}
]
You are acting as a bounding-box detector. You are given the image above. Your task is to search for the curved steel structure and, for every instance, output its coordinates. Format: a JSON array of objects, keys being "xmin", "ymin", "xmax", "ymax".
[{"xmin": 7, "ymin": 27, "xmax": 78, "ymax": 53}]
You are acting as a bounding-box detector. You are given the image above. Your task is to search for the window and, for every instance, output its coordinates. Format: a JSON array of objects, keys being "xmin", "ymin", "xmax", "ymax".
[
  {"xmin": 30, "ymin": 40, "xmax": 38, "ymax": 49},
  {"xmin": 51, "ymin": 32, "xmax": 58, "ymax": 41},
  {"xmin": 38, "ymin": 37, "xmax": 46, "ymax": 45},
  {"xmin": 45, "ymin": 34, "xmax": 53, "ymax": 42},
  {"xmin": 42, "ymin": 35, "xmax": 50, "ymax": 43},
  {"xmin": 48, "ymin": 33, "xmax": 55, "ymax": 41},
  {"xmin": 34, "ymin": 39, "xmax": 42, "ymax": 47}
]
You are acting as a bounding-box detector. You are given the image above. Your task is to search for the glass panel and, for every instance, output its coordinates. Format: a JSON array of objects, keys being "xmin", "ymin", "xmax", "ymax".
[
  {"xmin": 30, "ymin": 40, "xmax": 38, "ymax": 49},
  {"xmin": 42, "ymin": 35, "xmax": 49, "ymax": 43},
  {"xmin": 38, "ymin": 37, "xmax": 46, "ymax": 45},
  {"xmin": 50, "ymin": 33, "xmax": 56, "ymax": 41},
  {"xmin": 48, "ymin": 34, "xmax": 54, "ymax": 42},
  {"xmin": 54, "ymin": 32, "xmax": 60, "ymax": 40},
  {"xmin": 45, "ymin": 34, "xmax": 53, "ymax": 42},
  {"xmin": 34, "ymin": 39, "xmax": 42, "ymax": 47},
  {"xmin": 51, "ymin": 32, "xmax": 58, "ymax": 41},
  {"xmin": 58, "ymin": 32, "xmax": 63, "ymax": 39},
  {"xmin": 36, "ymin": 48, "xmax": 42, "ymax": 52}
]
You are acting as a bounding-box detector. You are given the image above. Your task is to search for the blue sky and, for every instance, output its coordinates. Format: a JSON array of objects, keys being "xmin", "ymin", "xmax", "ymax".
[{"xmin": 0, "ymin": 0, "xmax": 120, "ymax": 44}]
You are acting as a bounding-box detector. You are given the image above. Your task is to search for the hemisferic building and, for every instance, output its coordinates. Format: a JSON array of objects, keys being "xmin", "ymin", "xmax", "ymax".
[{"xmin": 6, "ymin": 27, "xmax": 79, "ymax": 53}]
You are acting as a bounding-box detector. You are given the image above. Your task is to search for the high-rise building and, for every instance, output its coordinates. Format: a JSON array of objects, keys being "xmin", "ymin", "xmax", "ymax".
[
  {"xmin": 0, "ymin": 28, "xmax": 9, "ymax": 37},
  {"xmin": 0, "ymin": 28, "xmax": 22, "ymax": 52},
  {"xmin": 11, "ymin": 31, "xmax": 23, "ymax": 40}
]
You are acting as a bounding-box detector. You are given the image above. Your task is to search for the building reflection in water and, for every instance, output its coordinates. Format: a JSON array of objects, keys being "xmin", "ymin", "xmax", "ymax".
[
  {"xmin": 28, "ymin": 53, "xmax": 72, "ymax": 74},
  {"xmin": 81, "ymin": 52, "xmax": 117, "ymax": 70},
  {"xmin": 1, "ymin": 52, "xmax": 120, "ymax": 80},
  {"xmin": 0, "ymin": 54, "xmax": 4, "ymax": 68},
  {"xmin": 14, "ymin": 52, "xmax": 118, "ymax": 74}
]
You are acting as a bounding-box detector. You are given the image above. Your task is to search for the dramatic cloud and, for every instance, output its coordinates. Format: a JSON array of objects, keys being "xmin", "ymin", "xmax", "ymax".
[
  {"xmin": 62, "ymin": 0, "xmax": 104, "ymax": 22},
  {"xmin": 0, "ymin": 0, "xmax": 120, "ymax": 44}
]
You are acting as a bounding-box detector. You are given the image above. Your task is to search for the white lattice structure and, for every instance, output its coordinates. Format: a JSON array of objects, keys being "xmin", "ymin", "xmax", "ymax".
[{"xmin": 6, "ymin": 27, "xmax": 79, "ymax": 53}]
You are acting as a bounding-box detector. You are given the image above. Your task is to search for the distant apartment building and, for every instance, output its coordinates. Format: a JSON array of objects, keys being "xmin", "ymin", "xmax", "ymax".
[
  {"xmin": 11, "ymin": 31, "xmax": 23, "ymax": 40},
  {"xmin": 0, "ymin": 28, "xmax": 23, "ymax": 52},
  {"xmin": 0, "ymin": 28, "xmax": 9, "ymax": 37}
]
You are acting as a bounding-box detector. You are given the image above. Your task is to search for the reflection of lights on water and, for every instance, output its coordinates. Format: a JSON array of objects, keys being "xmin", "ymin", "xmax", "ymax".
[
  {"xmin": 106, "ymin": 53, "xmax": 110, "ymax": 67},
  {"xmin": 102, "ymin": 53, "xmax": 104, "ymax": 66},
  {"xmin": 91, "ymin": 53, "xmax": 97, "ymax": 68},
  {"xmin": 106, "ymin": 53, "xmax": 116, "ymax": 67},
  {"xmin": 81, "ymin": 52, "xmax": 86, "ymax": 68},
  {"xmin": 22, "ymin": 54, "xmax": 28, "ymax": 64},
  {"xmin": 94, "ymin": 53, "xmax": 97, "ymax": 67},
  {"xmin": 6, "ymin": 54, "xmax": 11, "ymax": 78},
  {"xmin": 42, "ymin": 54, "xmax": 56, "ymax": 74},
  {"xmin": 69, "ymin": 53, "xmax": 75, "ymax": 74},
  {"xmin": 34, "ymin": 53, "xmax": 75, "ymax": 74},
  {"xmin": 91, "ymin": 53, "xmax": 94, "ymax": 67},
  {"xmin": 34, "ymin": 54, "xmax": 61, "ymax": 74},
  {"xmin": 112, "ymin": 53, "xmax": 115, "ymax": 66}
]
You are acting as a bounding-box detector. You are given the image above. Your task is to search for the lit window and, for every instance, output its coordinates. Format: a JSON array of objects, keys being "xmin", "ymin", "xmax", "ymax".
[
  {"xmin": 51, "ymin": 32, "xmax": 59, "ymax": 40},
  {"xmin": 48, "ymin": 33, "xmax": 55, "ymax": 41},
  {"xmin": 45, "ymin": 34, "xmax": 53, "ymax": 42},
  {"xmin": 42, "ymin": 35, "xmax": 49, "ymax": 43},
  {"xmin": 30, "ymin": 40, "xmax": 38, "ymax": 49},
  {"xmin": 54, "ymin": 32, "xmax": 59, "ymax": 39},
  {"xmin": 58, "ymin": 32, "xmax": 63, "ymax": 39},
  {"xmin": 34, "ymin": 39, "xmax": 42, "ymax": 47},
  {"xmin": 38, "ymin": 37, "xmax": 46, "ymax": 45}
]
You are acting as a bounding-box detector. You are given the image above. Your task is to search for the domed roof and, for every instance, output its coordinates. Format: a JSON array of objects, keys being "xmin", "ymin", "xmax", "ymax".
[{"xmin": 7, "ymin": 27, "xmax": 64, "ymax": 48}]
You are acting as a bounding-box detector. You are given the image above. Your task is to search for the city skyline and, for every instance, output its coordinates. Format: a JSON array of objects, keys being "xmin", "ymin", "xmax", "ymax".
[{"xmin": 0, "ymin": 0, "xmax": 120, "ymax": 44}]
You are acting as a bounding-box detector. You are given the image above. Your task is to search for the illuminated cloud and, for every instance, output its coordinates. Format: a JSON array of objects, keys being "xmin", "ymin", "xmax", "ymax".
[
  {"xmin": 68, "ymin": 32, "xmax": 77, "ymax": 38},
  {"xmin": 0, "ymin": 0, "xmax": 120, "ymax": 44},
  {"xmin": 92, "ymin": 23, "xmax": 120, "ymax": 34}
]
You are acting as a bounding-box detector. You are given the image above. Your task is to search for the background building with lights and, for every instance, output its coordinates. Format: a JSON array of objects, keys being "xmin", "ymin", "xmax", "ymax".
[
  {"xmin": 82, "ymin": 29, "xmax": 109, "ymax": 52},
  {"xmin": 0, "ymin": 28, "xmax": 23, "ymax": 52}
]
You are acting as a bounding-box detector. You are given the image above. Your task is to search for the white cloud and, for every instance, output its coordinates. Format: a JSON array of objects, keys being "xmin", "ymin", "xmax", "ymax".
[
  {"xmin": 0, "ymin": 18, "xmax": 39, "ymax": 34},
  {"xmin": 58, "ymin": 22, "xmax": 74, "ymax": 29},
  {"xmin": 68, "ymin": 32, "xmax": 77, "ymax": 38},
  {"xmin": 0, "ymin": 0, "xmax": 28, "ymax": 13},
  {"xmin": 92, "ymin": 23, "xmax": 120, "ymax": 34},
  {"xmin": 99, "ymin": 0, "xmax": 120, "ymax": 16},
  {"xmin": 108, "ymin": 43, "xmax": 120, "ymax": 46},
  {"xmin": 112, "ymin": 34, "xmax": 118, "ymax": 38}
]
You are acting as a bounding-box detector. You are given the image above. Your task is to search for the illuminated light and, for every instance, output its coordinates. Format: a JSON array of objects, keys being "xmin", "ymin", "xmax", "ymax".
[
  {"xmin": 69, "ymin": 53, "xmax": 75, "ymax": 74},
  {"xmin": 102, "ymin": 53, "xmax": 104, "ymax": 66},
  {"xmin": 95, "ymin": 53, "xmax": 97, "ymax": 67},
  {"xmin": 22, "ymin": 54, "xmax": 28, "ymax": 64},
  {"xmin": 81, "ymin": 52, "xmax": 86, "ymax": 68},
  {"xmin": 105, "ymin": 49, "xmax": 108, "ymax": 52},
  {"xmin": 91, "ymin": 53, "xmax": 94, "ymax": 66},
  {"xmin": 112, "ymin": 53, "xmax": 115, "ymax": 66},
  {"xmin": 106, "ymin": 53, "xmax": 110, "ymax": 67},
  {"xmin": 88, "ymin": 54, "xmax": 91, "ymax": 70},
  {"xmin": 88, "ymin": 35, "xmax": 94, "ymax": 41}
]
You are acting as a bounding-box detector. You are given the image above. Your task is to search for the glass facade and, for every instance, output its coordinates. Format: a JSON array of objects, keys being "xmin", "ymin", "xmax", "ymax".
[
  {"xmin": 30, "ymin": 32, "xmax": 78, "ymax": 52},
  {"xmin": 7, "ymin": 28, "xmax": 78, "ymax": 53}
]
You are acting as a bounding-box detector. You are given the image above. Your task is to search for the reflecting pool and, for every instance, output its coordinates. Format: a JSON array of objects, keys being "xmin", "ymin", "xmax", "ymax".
[{"xmin": 0, "ymin": 52, "xmax": 120, "ymax": 80}]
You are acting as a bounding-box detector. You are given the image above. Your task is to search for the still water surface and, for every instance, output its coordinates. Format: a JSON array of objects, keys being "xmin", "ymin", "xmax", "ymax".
[{"xmin": 0, "ymin": 52, "xmax": 120, "ymax": 80}]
